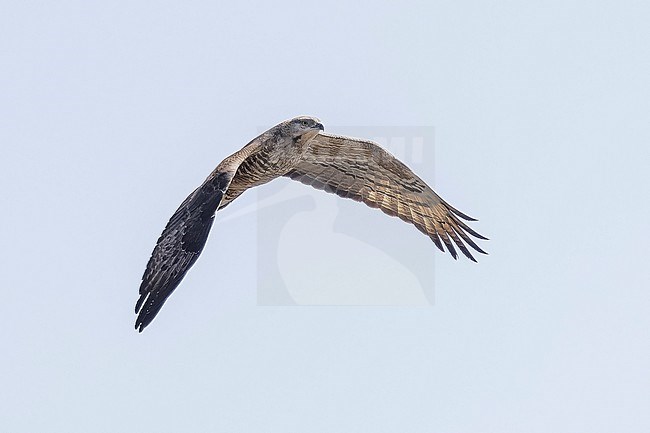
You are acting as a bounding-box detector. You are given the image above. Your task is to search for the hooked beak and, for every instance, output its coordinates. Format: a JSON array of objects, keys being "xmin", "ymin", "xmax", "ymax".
[{"xmin": 316, "ymin": 122, "xmax": 324, "ymax": 131}]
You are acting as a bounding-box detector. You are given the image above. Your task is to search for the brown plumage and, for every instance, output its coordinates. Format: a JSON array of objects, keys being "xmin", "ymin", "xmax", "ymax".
[{"xmin": 135, "ymin": 116, "xmax": 487, "ymax": 331}]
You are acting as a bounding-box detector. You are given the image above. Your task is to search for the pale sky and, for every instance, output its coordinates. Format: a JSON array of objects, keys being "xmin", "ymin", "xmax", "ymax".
[{"xmin": 1, "ymin": 1, "xmax": 649, "ymax": 432}]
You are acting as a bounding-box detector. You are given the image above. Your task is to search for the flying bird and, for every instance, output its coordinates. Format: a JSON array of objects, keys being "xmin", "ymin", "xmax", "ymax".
[{"xmin": 135, "ymin": 116, "xmax": 487, "ymax": 331}]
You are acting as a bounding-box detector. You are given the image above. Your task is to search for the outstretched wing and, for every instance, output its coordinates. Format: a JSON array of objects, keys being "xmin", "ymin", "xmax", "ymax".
[
  {"xmin": 285, "ymin": 133, "xmax": 488, "ymax": 261},
  {"xmin": 135, "ymin": 172, "xmax": 233, "ymax": 332}
]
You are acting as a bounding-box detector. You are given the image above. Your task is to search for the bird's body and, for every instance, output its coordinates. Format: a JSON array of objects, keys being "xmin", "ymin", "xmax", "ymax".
[
  {"xmin": 218, "ymin": 124, "xmax": 315, "ymax": 208},
  {"xmin": 135, "ymin": 116, "xmax": 487, "ymax": 331}
]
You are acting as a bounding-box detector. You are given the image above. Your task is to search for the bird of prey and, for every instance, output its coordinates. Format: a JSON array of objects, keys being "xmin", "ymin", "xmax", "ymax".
[{"xmin": 135, "ymin": 116, "xmax": 487, "ymax": 331}]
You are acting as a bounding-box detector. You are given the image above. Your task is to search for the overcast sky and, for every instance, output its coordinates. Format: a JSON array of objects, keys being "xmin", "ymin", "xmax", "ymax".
[{"xmin": 1, "ymin": 1, "xmax": 649, "ymax": 432}]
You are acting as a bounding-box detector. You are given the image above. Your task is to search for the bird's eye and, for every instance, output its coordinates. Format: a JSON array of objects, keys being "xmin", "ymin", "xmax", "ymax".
[{"xmin": 301, "ymin": 120, "xmax": 308, "ymax": 126}]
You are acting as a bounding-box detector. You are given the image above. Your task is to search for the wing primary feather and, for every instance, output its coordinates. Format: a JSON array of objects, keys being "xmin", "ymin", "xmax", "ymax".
[
  {"xmin": 446, "ymin": 224, "xmax": 476, "ymax": 262},
  {"xmin": 429, "ymin": 232, "xmax": 445, "ymax": 252},
  {"xmin": 453, "ymin": 217, "xmax": 489, "ymax": 241},
  {"xmin": 441, "ymin": 199, "xmax": 478, "ymax": 221},
  {"xmin": 436, "ymin": 226, "xmax": 458, "ymax": 260},
  {"xmin": 449, "ymin": 219, "xmax": 488, "ymax": 255}
]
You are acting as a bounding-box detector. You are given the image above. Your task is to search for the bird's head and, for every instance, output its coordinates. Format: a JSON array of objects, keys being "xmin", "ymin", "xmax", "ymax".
[{"xmin": 285, "ymin": 116, "xmax": 324, "ymax": 142}]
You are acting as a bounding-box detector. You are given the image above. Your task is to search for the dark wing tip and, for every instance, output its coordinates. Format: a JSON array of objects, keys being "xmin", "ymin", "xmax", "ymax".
[
  {"xmin": 449, "ymin": 207, "xmax": 477, "ymax": 222},
  {"xmin": 134, "ymin": 293, "xmax": 169, "ymax": 332},
  {"xmin": 429, "ymin": 234, "xmax": 445, "ymax": 252},
  {"xmin": 134, "ymin": 303, "xmax": 150, "ymax": 332},
  {"xmin": 448, "ymin": 243, "xmax": 458, "ymax": 260},
  {"xmin": 134, "ymin": 174, "xmax": 230, "ymax": 333},
  {"xmin": 135, "ymin": 313, "xmax": 151, "ymax": 332},
  {"xmin": 459, "ymin": 246, "xmax": 476, "ymax": 262},
  {"xmin": 135, "ymin": 320, "xmax": 147, "ymax": 333},
  {"xmin": 473, "ymin": 232, "xmax": 489, "ymax": 241}
]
